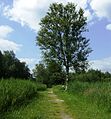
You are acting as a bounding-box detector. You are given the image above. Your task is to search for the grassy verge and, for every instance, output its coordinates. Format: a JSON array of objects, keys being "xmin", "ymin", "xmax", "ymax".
[
  {"xmin": 53, "ymin": 84, "xmax": 111, "ymax": 119},
  {"xmin": 2, "ymin": 90, "xmax": 63, "ymax": 119},
  {"xmin": 0, "ymin": 79, "xmax": 46, "ymax": 116},
  {"xmin": 68, "ymin": 81, "xmax": 111, "ymax": 112}
]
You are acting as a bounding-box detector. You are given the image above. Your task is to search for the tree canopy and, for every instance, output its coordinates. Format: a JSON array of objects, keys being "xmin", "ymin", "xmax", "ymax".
[
  {"xmin": 36, "ymin": 3, "xmax": 92, "ymax": 89},
  {"xmin": 0, "ymin": 51, "xmax": 31, "ymax": 79}
]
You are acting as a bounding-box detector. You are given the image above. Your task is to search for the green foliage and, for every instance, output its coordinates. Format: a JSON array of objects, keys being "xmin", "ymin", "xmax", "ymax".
[
  {"xmin": 70, "ymin": 69, "xmax": 111, "ymax": 82},
  {"xmin": 46, "ymin": 60, "xmax": 65, "ymax": 86},
  {"xmin": 68, "ymin": 81, "xmax": 111, "ymax": 112},
  {"xmin": 36, "ymin": 83, "xmax": 47, "ymax": 91},
  {"xmin": 0, "ymin": 51, "xmax": 31, "ymax": 79},
  {"xmin": 33, "ymin": 63, "xmax": 49, "ymax": 83},
  {"xmin": 0, "ymin": 79, "xmax": 40, "ymax": 114},
  {"xmin": 33, "ymin": 60, "xmax": 65, "ymax": 87},
  {"xmin": 36, "ymin": 3, "xmax": 92, "ymax": 82}
]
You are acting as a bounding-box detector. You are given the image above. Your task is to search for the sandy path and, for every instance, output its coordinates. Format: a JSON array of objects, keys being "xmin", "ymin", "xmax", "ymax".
[{"xmin": 48, "ymin": 89, "xmax": 73, "ymax": 119}]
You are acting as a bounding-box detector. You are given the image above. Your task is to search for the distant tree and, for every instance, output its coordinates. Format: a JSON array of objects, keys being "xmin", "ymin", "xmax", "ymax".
[
  {"xmin": 36, "ymin": 3, "xmax": 92, "ymax": 90},
  {"xmin": 0, "ymin": 50, "xmax": 31, "ymax": 79},
  {"xmin": 3, "ymin": 51, "xmax": 16, "ymax": 78},
  {"xmin": 14, "ymin": 61, "xmax": 31, "ymax": 79},
  {"xmin": 70, "ymin": 69, "xmax": 111, "ymax": 82},
  {"xmin": 0, "ymin": 51, "xmax": 3, "ymax": 78},
  {"xmin": 33, "ymin": 60, "xmax": 65, "ymax": 87},
  {"xmin": 33, "ymin": 63, "xmax": 49, "ymax": 84},
  {"xmin": 45, "ymin": 60, "xmax": 65, "ymax": 85}
]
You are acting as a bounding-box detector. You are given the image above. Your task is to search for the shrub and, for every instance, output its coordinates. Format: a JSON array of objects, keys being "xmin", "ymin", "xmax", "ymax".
[{"xmin": 36, "ymin": 83, "xmax": 47, "ymax": 91}]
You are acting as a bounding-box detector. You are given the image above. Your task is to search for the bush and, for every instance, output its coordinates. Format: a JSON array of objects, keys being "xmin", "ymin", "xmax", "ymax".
[{"xmin": 36, "ymin": 83, "xmax": 47, "ymax": 91}]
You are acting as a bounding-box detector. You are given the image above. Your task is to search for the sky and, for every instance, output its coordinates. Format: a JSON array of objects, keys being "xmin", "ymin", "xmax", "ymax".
[{"xmin": 0, "ymin": 0, "xmax": 111, "ymax": 72}]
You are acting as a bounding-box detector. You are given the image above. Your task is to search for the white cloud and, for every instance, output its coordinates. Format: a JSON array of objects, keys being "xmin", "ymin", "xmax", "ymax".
[
  {"xmin": 90, "ymin": 57, "xmax": 111, "ymax": 72},
  {"xmin": 0, "ymin": 25, "xmax": 14, "ymax": 38},
  {"xmin": 19, "ymin": 58, "xmax": 40, "ymax": 70},
  {"xmin": 3, "ymin": 0, "xmax": 111, "ymax": 31},
  {"xmin": 3, "ymin": 0, "xmax": 51, "ymax": 31},
  {"xmin": 0, "ymin": 38, "xmax": 22, "ymax": 52},
  {"xmin": 84, "ymin": 9, "xmax": 94, "ymax": 22},
  {"xmin": 0, "ymin": 25, "xmax": 22, "ymax": 52},
  {"xmin": 90, "ymin": 0, "xmax": 111, "ymax": 20},
  {"xmin": 19, "ymin": 58, "xmax": 37, "ymax": 65},
  {"xmin": 106, "ymin": 24, "xmax": 111, "ymax": 31},
  {"xmin": 90, "ymin": 0, "xmax": 111, "ymax": 29},
  {"xmin": 3, "ymin": 0, "xmax": 88, "ymax": 31}
]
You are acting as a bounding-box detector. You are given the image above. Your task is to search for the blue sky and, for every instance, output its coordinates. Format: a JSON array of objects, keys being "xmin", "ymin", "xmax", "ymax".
[{"xmin": 0, "ymin": 0, "xmax": 111, "ymax": 72}]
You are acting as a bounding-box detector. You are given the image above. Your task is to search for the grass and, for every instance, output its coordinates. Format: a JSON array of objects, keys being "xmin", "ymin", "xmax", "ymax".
[
  {"xmin": 1, "ymin": 92, "xmax": 48, "ymax": 119},
  {"xmin": 0, "ymin": 79, "xmax": 63, "ymax": 119},
  {"xmin": 53, "ymin": 82, "xmax": 111, "ymax": 119},
  {"xmin": 1, "ymin": 90, "xmax": 63, "ymax": 119},
  {"xmin": 67, "ymin": 81, "xmax": 111, "ymax": 112},
  {"xmin": 1, "ymin": 78, "xmax": 111, "ymax": 119},
  {"xmin": 0, "ymin": 79, "xmax": 46, "ymax": 117}
]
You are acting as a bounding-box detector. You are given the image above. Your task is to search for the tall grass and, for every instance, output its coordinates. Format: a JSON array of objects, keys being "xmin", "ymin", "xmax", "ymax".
[
  {"xmin": 0, "ymin": 79, "xmax": 45, "ymax": 113},
  {"xmin": 3, "ymin": 90, "xmax": 61, "ymax": 119},
  {"xmin": 54, "ymin": 86, "xmax": 111, "ymax": 119},
  {"xmin": 68, "ymin": 81, "xmax": 111, "ymax": 112}
]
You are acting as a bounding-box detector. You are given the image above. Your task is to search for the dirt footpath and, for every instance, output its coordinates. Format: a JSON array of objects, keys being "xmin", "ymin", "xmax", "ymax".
[{"xmin": 48, "ymin": 89, "xmax": 73, "ymax": 119}]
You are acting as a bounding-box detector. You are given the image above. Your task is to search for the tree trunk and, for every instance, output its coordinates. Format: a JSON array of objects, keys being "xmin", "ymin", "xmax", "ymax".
[{"xmin": 65, "ymin": 66, "xmax": 69, "ymax": 91}]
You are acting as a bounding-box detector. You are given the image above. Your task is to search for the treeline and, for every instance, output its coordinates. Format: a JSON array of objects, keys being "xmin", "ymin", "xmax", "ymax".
[
  {"xmin": 0, "ymin": 51, "xmax": 31, "ymax": 79},
  {"xmin": 33, "ymin": 61, "xmax": 111, "ymax": 87},
  {"xmin": 71, "ymin": 69, "xmax": 111, "ymax": 82},
  {"xmin": 33, "ymin": 60, "xmax": 65, "ymax": 87}
]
